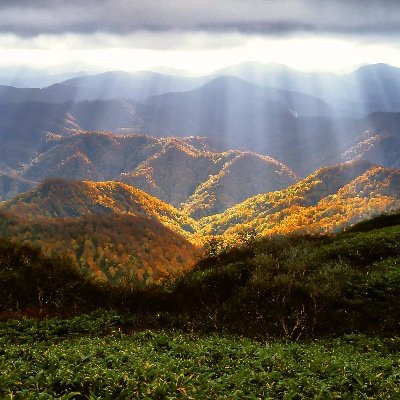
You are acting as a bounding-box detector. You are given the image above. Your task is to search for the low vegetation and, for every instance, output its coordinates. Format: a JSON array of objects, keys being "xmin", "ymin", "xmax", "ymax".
[{"xmin": 1, "ymin": 312, "xmax": 399, "ymax": 399}]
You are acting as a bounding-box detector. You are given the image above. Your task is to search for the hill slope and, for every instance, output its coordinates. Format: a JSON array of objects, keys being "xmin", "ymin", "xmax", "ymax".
[
  {"xmin": 0, "ymin": 179, "xmax": 197, "ymax": 238},
  {"xmin": 181, "ymin": 151, "xmax": 297, "ymax": 218},
  {"xmin": 0, "ymin": 173, "xmax": 36, "ymax": 201},
  {"xmin": 3, "ymin": 132, "xmax": 297, "ymax": 214},
  {"xmin": 340, "ymin": 112, "xmax": 400, "ymax": 170},
  {"xmin": 0, "ymin": 210, "xmax": 198, "ymax": 284},
  {"xmin": 200, "ymin": 161, "xmax": 400, "ymax": 237}
]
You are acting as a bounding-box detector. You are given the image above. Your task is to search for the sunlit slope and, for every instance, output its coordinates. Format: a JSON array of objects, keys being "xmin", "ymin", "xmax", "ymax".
[
  {"xmin": 181, "ymin": 151, "xmax": 297, "ymax": 218},
  {"xmin": 0, "ymin": 179, "xmax": 198, "ymax": 237},
  {"xmin": 123, "ymin": 143, "xmax": 297, "ymax": 212},
  {"xmin": 200, "ymin": 161, "xmax": 400, "ymax": 236},
  {"xmin": 12, "ymin": 131, "xmax": 297, "ymax": 213},
  {"xmin": 0, "ymin": 211, "xmax": 198, "ymax": 283}
]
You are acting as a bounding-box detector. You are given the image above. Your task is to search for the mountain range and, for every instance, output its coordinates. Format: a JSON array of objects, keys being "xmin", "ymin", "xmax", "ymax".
[
  {"xmin": 0, "ymin": 62, "xmax": 399, "ymax": 284},
  {"xmin": 2, "ymin": 64, "xmax": 400, "ymax": 178},
  {"xmin": 0, "ymin": 158, "xmax": 398, "ymax": 283},
  {"xmin": 4, "ymin": 62, "xmax": 400, "ymax": 113}
]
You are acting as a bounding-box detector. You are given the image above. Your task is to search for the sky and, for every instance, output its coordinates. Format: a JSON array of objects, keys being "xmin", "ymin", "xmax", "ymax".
[{"xmin": 1, "ymin": 0, "xmax": 400, "ymax": 74}]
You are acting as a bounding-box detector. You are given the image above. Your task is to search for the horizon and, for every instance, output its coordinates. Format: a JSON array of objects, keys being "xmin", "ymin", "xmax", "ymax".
[
  {"xmin": 1, "ymin": 39, "xmax": 400, "ymax": 77},
  {"xmin": 1, "ymin": 60, "xmax": 400, "ymax": 83},
  {"xmin": 1, "ymin": 1, "xmax": 400, "ymax": 76}
]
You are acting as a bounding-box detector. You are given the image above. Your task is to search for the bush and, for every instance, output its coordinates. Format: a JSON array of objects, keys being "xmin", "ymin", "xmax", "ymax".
[{"xmin": 0, "ymin": 239, "xmax": 113, "ymax": 315}]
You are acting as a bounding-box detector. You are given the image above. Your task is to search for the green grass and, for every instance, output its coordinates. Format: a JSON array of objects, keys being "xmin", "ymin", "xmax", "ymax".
[{"xmin": 1, "ymin": 313, "xmax": 400, "ymax": 399}]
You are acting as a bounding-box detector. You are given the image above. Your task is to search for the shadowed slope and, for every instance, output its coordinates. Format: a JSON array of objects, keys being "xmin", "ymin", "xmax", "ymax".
[{"xmin": 0, "ymin": 173, "xmax": 36, "ymax": 201}]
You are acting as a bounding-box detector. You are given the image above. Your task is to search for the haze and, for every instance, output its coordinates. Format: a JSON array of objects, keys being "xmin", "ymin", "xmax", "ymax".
[{"xmin": 1, "ymin": 0, "xmax": 400, "ymax": 75}]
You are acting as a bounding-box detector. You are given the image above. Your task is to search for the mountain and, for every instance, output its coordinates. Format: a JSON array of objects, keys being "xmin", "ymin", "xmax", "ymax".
[
  {"xmin": 1, "ymin": 131, "xmax": 297, "ymax": 215},
  {"xmin": 138, "ymin": 76, "xmax": 358, "ymax": 174},
  {"xmin": 0, "ymin": 179, "xmax": 198, "ymax": 238},
  {"xmin": 0, "ymin": 86, "xmax": 39, "ymax": 103},
  {"xmin": 0, "ymin": 101, "xmax": 80, "ymax": 170},
  {"xmin": 0, "ymin": 66, "xmax": 89, "ymax": 88},
  {"xmin": 58, "ymin": 70, "xmax": 207, "ymax": 101},
  {"xmin": 0, "ymin": 210, "xmax": 198, "ymax": 284},
  {"xmin": 0, "ymin": 100, "xmax": 144, "ymax": 171},
  {"xmin": 141, "ymin": 75, "xmax": 297, "ymax": 143},
  {"xmin": 120, "ymin": 140, "xmax": 236, "ymax": 206},
  {"xmin": 146, "ymin": 75, "xmax": 336, "ymax": 117},
  {"xmin": 7, "ymin": 68, "xmax": 400, "ymax": 176},
  {"xmin": 213, "ymin": 62, "xmax": 400, "ymax": 115},
  {"xmin": 0, "ymin": 64, "xmax": 399, "ymax": 202},
  {"xmin": 0, "ymin": 173, "xmax": 36, "ymax": 201},
  {"xmin": 0, "ymin": 178, "xmax": 203, "ymax": 283},
  {"xmin": 200, "ymin": 161, "xmax": 400, "ymax": 236},
  {"xmin": 19, "ymin": 133, "xmax": 181, "ymax": 183},
  {"xmin": 0, "ymin": 161, "xmax": 398, "ymax": 283},
  {"xmin": 1, "ymin": 104, "xmax": 399, "ymax": 205},
  {"xmin": 340, "ymin": 112, "xmax": 400, "ymax": 169},
  {"xmin": 139, "ymin": 78, "xmax": 400, "ymax": 175},
  {"xmin": 181, "ymin": 151, "xmax": 297, "ymax": 218},
  {"xmin": 0, "ymin": 83, "xmax": 355, "ymax": 175},
  {"xmin": 346, "ymin": 64, "xmax": 400, "ymax": 113},
  {"xmin": 138, "ymin": 77, "xmax": 354, "ymax": 175},
  {"xmin": 4, "ymin": 158, "xmax": 397, "ymax": 242},
  {"xmin": 0, "ymin": 71, "xmax": 208, "ymax": 105},
  {"xmin": 212, "ymin": 62, "xmax": 351, "ymax": 101},
  {"xmin": 3, "ymin": 62, "xmax": 400, "ymax": 114},
  {"xmin": 0, "ymin": 99, "xmax": 142, "ymax": 137},
  {"xmin": 121, "ymin": 140, "xmax": 297, "ymax": 212}
]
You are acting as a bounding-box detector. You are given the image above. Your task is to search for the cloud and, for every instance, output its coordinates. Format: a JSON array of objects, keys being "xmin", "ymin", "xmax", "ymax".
[{"xmin": 1, "ymin": 0, "xmax": 400, "ymax": 37}]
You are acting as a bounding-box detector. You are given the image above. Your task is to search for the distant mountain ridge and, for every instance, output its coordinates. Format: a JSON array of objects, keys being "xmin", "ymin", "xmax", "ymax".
[
  {"xmin": 2, "ymin": 64, "xmax": 400, "ymax": 176},
  {"xmin": 2, "ymin": 62, "xmax": 400, "ymax": 114},
  {"xmin": 0, "ymin": 70, "xmax": 207, "ymax": 105}
]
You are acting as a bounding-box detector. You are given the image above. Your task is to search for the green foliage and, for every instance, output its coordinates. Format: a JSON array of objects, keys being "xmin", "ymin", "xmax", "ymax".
[
  {"xmin": 155, "ymin": 225, "xmax": 400, "ymax": 338},
  {"xmin": 1, "ymin": 221, "xmax": 400, "ymax": 339},
  {"xmin": 346, "ymin": 211, "xmax": 400, "ymax": 232},
  {"xmin": 0, "ymin": 315, "xmax": 399, "ymax": 399}
]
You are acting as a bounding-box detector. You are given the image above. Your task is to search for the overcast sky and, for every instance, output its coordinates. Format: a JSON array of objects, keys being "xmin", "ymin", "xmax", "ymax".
[{"xmin": 1, "ymin": 0, "xmax": 400, "ymax": 73}]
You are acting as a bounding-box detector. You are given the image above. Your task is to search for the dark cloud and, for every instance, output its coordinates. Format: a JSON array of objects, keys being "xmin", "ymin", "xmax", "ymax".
[{"xmin": 1, "ymin": 0, "xmax": 400, "ymax": 37}]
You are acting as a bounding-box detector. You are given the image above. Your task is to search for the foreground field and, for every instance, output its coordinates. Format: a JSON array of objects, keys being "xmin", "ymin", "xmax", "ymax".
[{"xmin": 1, "ymin": 314, "xmax": 400, "ymax": 399}]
